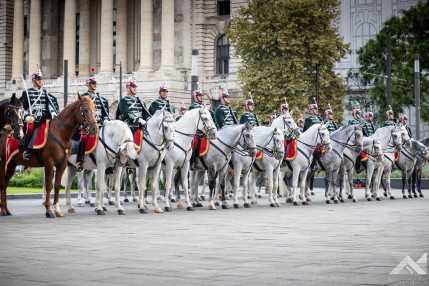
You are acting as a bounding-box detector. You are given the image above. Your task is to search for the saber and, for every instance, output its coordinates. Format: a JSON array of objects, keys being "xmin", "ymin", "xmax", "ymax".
[{"xmin": 21, "ymin": 75, "xmax": 32, "ymax": 115}]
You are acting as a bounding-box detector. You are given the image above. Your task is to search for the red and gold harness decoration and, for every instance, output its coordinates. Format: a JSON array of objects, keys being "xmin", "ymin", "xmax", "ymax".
[
  {"xmin": 5, "ymin": 135, "xmax": 19, "ymax": 171},
  {"xmin": 359, "ymin": 151, "xmax": 369, "ymax": 162},
  {"xmin": 394, "ymin": 151, "xmax": 400, "ymax": 161},
  {"xmin": 284, "ymin": 138, "xmax": 297, "ymax": 161},
  {"xmin": 133, "ymin": 128, "xmax": 144, "ymax": 153},
  {"xmin": 255, "ymin": 150, "xmax": 263, "ymax": 160},
  {"xmin": 32, "ymin": 120, "xmax": 50, "ymax": 149}
]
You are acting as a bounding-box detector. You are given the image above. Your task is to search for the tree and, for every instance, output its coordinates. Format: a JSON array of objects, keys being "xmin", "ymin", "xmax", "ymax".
[
  {"xmin": 358, "ymin": 1, "xmax": 429, "ymax": 122},
  {"xmin": 227, "ymin": 0, "xmax": 349, "ymax": 121}
]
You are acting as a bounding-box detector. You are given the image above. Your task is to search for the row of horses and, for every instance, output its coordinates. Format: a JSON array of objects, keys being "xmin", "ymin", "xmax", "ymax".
[{"xmin": 0, "ymin": 94, "xmax": 427, "ymax": 218}]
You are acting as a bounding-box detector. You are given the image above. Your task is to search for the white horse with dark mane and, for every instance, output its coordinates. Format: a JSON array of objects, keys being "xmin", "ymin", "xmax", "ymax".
[
  {"xmin": 64, "ymin": 120, "xmax": 138, "ymax": 215},
  {"xmin": 339, "ymin": 137, "xmax": 383, "ymax": 202},
  {"xmin": 228, "ymin": 126, "xmax": 284, "ymax": 208},
  {"xmin": 162, "ymin": 107, "xmax": 217, "ymax": 212},
  {"xmin": 190, "ymin": 123, "xmax": 256, "ymax": 210},
  {"xmin": 133, "ymin": 110, "xmax": 176, "ymax": 214}
]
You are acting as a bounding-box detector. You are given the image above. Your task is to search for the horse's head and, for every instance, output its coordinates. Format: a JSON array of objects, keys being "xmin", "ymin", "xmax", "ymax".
[
  {"xmin": 161, "ymin": 110, "xmax": 176, "ymax": 150},
  {"xmin": 353, "ymin": 125, "xmax": 364, "ymax": 149},
  {"xmin": 118, "ymin": 140, "xmax": 138, "ymax": 165},
  {"xmin": 371, "ymin": 139, "xmax": 383, "ymax": 159},
  {"xmin": 272, "ymin": 127, "xmax": 285, "ymax": 160},
  {"xmin": 413, "ymin": 140, "xmax": 428, "ymax": 160},
  {"xmin": 283, "ymin": 114, "xmax": 300, "ymax": 137},
  {"xmin": 199, "ymin": 106, "xmax": 217, "ymax": 140},
  {"xmin": 391, "ymin": 126, "xmax": 403, "ymax": 150},
  {"xmin": 77, "ymin": 95, "xmax": 98, "ymax": 135},
  {"xmin": 241, "ymin": 122, "xmax": 257, "ymax": 157},
  {"xmin": 398, "ymin": 124, "xmax": 411, "ymax": 146},
  {"xmin": 4, "ymin": 93, "xmax": 24, "ymax": 139},
  {"xmin": 318, "ymin": 124, "xmax": 331, "ymax": 151}
]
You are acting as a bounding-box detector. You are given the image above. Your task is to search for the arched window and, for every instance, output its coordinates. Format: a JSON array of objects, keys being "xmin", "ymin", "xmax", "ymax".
[
  {"xmin": 216, "ymin": 34, "xmax": 230, "ymax": 75},
  {"xmin": 354, "ymin": 22, "xmax": 377, "ymax": 50}
]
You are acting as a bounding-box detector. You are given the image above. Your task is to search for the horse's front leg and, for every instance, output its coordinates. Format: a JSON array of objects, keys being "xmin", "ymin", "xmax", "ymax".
[
  {"xmin": 365, "ymin": 162, "xmax": 375, "ymax": 201},
  {"xmin": 207, "ymin": 169, "xmax": 218, "ymax": 210},
  {"xmin": 372, "ymin": 163, "xmax": 384, "ymax": 200},
  {"xmin": 163, "ymin": 162, "xmax": 175, "ymax": 212},
  {"xmin": 53, "ymin": 162, "xmax": 66, "ymax": 218},
  {"xmin": 291, "ymin": 168, "xmax": 300, "ymax": 206},
  {"xmin": 265, "ymin": 167, "xmax": 276, "ymax": 207},
  {"xmin": 180, "ymin": 162, "xmax": 193, "ymax": 211},
  {"xmin": 384, "ymin": 168, "xmax": 394, "ymax": 200},
  {"xmin": 232, "ymin": 163, "xmax": 243, "ymax": 208},
  {"xmin": 300, "ymin": 169, "xmax": 310, "ymax": 205},
  {"xmin": 273, "ymin": 166, "xmax": 281, "ymax": 207},
  {"xmin": 242, "ymin": 169, "xmax": 251, "ymax": 208},
  {"xmin": 219, "ymin": 167, "xmax": 229, "ymax": 209},
  {"xmin": 113, "ymin": 166, "xmax": 125, "ymax": 214},
  {"xmin": 44, "ymin": 163, "xmax": 56, "ymax": 218},
  {"xmin": 150, "ymin": 161, "xmax": 164, "ymax": 214},
  {"xmin": 65, "ymin": 166, "xmax": 76, "ymax": 213},
  {"xmin": 95, "ymin": 164, "xmax": 107, "ymax": 215},
  {"xmin": 248, "ymin": 171, "xmax": 258, "ymax": 205},
  {"xmin": 137, "ymin": 163, "xmax": 148, "ymax": 213},
  {"xmin": 1, "ymin": 162, "xmax": 17, "ymax": 216}
]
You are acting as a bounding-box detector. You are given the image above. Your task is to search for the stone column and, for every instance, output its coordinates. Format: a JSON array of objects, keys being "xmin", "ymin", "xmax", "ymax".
[
  {"xmin": 28, "ymin": 0, "xmax": 41, "ymax": 74},
  {"xmin": 182, "ymin": 0, "xmax": 192, "ymax": 70},
  {"xmin": 99, "ymin": 0, "xmax": 113, "ymax": 73},
  {"xmin": 79, "ymin": 0, "xmax": 90, "ymax": 76},
  {"xmin": 139, "ymin": 0, "xmax": 153, "ymax": 72},
  {"xmin": 63, "ymin": 0, "xmax": 76, "ymax": 77},
  {"xmin": 116, "ymin": 0, "xmax": 128, "ymax": 71},
  {"xmin": 160, "ymin": 0, "xmax": 175, "ymax": 71},
  {"xmin": 12, "ymin": 0, "xmax": 24, "ymax": 80}
]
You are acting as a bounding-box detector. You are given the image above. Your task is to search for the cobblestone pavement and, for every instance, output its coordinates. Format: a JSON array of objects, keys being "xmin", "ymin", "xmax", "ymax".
[{"xmin": 0, "ymin": 188, "xmax": 428, "ymax": 286}]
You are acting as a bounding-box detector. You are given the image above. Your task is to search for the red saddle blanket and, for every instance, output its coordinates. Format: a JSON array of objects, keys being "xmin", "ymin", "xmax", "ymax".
[
  {"xmin": 32, "ymin": 120, "xmax": 49, "ymax": 149},
  {"xmin": 394, "ymin": 151, "xmax": 400, "ymax": 161},
  {"xmin": 284, "ymin": 138, "xmax": 297, "ymax": 161},
  {"xmin": 256, "ymin": 150, "xmax": 263, "ymax": 160},
  {"xmin": 5, "ymin": 135, "xmax": 19, "ymax": 171},
  {"xmin": 192, "ymin": 135, "xmax": 210, "ymax": 157},
  {"xmin": 133, "ymin": 129, "xmax": 144, "ymax": 153},
  {"xmin": 359, "ymin": 151, "xmax": 368, "ymax": 162},
  {"xmin": 80, "ymin": 131, "xmax": 99, "ymax": 155}
]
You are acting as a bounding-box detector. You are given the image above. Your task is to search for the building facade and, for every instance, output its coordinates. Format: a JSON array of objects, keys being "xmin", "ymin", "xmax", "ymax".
[{"xmin": 0, "ymin": 0, "xmax": 426, "ymax": 136}]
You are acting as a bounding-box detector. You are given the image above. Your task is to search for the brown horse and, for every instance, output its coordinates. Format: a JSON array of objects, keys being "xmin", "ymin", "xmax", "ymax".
[{"xmin": 0, "ymin": 95, "xmax": 97, "ymax": 217}]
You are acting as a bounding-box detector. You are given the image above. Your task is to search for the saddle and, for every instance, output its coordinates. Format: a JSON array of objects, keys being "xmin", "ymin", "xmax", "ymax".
[
  {"xmin": 284, "ymin": 138, "xmax": 297, "ymax": 161},
  {"xmin": 359, "ymin": 151, "xmax": 369, "ymax": 162},
  {"xmin": 192, "ymin": 135, "xmax": 210, "ymax": 157},
  {"xmin": 256, "ymin": 150, "xmax": 263, "ymax": 160},
  {"xmin": 394, "ymin": 151, "xmax": 400, "ymax": 161},
  {"xmin": 29, "ymin": 120, "xmax": 49, "ymax": 149},
  {"xmin": 5, "ymin": 134, "xmax": 19, "ymax": 171},
  {"xmin": 133, "ymin": 128, "xmax": 144, "ymax": 153}
]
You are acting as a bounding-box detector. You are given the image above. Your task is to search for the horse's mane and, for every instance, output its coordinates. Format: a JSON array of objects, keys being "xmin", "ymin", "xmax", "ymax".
[{"xmin": 58, "ymin": 96, "xmax": 95, "ymax": 118}]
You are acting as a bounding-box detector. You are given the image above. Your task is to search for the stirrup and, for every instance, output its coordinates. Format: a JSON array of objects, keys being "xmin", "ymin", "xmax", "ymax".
[{"xmin": 23, "ymin": 150, "xmax": 31, "ymax": 161}]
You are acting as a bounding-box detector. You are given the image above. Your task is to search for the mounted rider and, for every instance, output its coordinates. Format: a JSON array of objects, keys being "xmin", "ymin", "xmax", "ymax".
[
  {"xmin": 149, "ymin": 83, "xmax": 173, "ymax": 115},
  {"xmin": 214, "ymin": 89, "xmax": 238, "ymax": 129},
  {"xmin": 363, "ymin": 111, "xmax": 376, "ymax": 136},
  {"xmin": 383, "ymin": 105, "xmax": 396, "ymax": 127},
  {"xmin": 348, "ymin": 106, "xmax": 366, "ymax": 127},
  {"xmin": 399, "ymin": 114, "xmax": 412, "ymax": 137},
  {"xmin": 323, "ymin": 104, "xmax": 338, "ymax": 133},
  {"xmin": 240, "ymin": 99, "xmax": 260, "ymax": 126},
  {"xmin": 303, "ymin": 100, "xmax": 322, "ymax": 132},
  {"xmin": 73, "ymin": 77, "xmax": 109, "ymax": 169},
  {"xmin": 189, "ymin": 89, "xmax": 209, "ymax": 165},
  {"xmin": 20, "ymin": 71, "xmax": 59, "ymax": 160}
]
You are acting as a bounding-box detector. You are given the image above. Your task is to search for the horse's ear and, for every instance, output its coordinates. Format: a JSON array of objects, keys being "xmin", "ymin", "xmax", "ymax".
[{"xmin": 10, "ymin": 93, "xmax": 17, "ymax": 102}]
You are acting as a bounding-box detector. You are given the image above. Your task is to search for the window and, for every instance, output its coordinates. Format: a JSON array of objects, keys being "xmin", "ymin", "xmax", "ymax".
[
  {"xmin": 217, "ymin": 0, "xmax": 230, "ymax": 16},
  {"xmin": 354, "ymin": 22, "xmax": 377, "ymax": 50},
  {"xmin": 216, "ymin": 35, "xmax": 230, "ymax": 75}
]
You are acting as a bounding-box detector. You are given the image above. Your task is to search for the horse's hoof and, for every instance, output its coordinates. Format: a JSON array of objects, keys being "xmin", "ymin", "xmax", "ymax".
[
  {"xmin": 347, "ymin": 194, "xmax": 353, "ymax": 199},
  {"xmin": 170, "ymin": 198, "xmax": 176, "ymax": 203},
  {"xmin": 352, "ymin": 198, "xmax": 357, "ymax": 203},
  {"xmin": 390, "ymin": 196, "xmax": 395, "ymax": 200},
  {"xmin": 247, "ymin": 195, "xmax": 251, "ymax": 200},
  {"xmin": 108, "ymin": 201, "xmax": 115, "ymax": 206},
  {"xmin": 186, "ymin": 206, "xmax": 193, "ymax": 211},
  {"xmin": 133, "ymin": 198, "xmax": 138, "ymax": 203},
  {"xmin": 200, "ymin": 196, "xmax": 206, "ymax": 201},
  {"xmin": 340, "ymin": 199, "xmax": 345, "ymax": 203},
  {"xmin": 299, "ymin": 195, "xmax": 303, "ymax": 200},
  {"xmin": 302, "ymin": 201, "xmax": 309, "ymax": 206},
  {"xmin": 306, "ymin": 197, "xmax": 311, "ymax": 202},
  {"xmin": 90, "ymin": 203, "xmax": 95, "ymax": 208},
  {"xmin": 164, "ymin": 206, "xmax": 171, "ymax": 212},
  {"xmin": 376, "ymin": 197, "xmax": 381, "ymax": 201},
  {"xmin": 270, "ymin": 203, "xmax": 276, "ymax": 208},
  {"xmin": 383, "ymin": 192, "xmax": 388, "ymax": 197},
  {"xmin": 310, "ymin": 192, "xmax": 315, "ymax": 196},
  {"xmin": 221, "ymin": 204, "xmax": 229, "ymax": 210},
  {"xmin": 208, "ymin": 205, "xmax": 216, "ymax": 210},
  {"xmin": 293, "ymin": 201, "xmax": 298, "ymax": 206},
  {"xmin": 196, "ymin": 202, "xmax": 204, "ymax": 208},
  {"xmin": 275, "ymin": 202, "xmax": 281, "ymax": 207},
  {"xmin": 117, "ymin": 209, "xmax": 125, "ymax": 215},
  {"xmin": 85, "ymin": 200, "xmax": 91, "ymax": 205},
  {"xmin": 95, "ymin": 209, "xmax": 105, "ymax": 215},
  {"xmin": 408, "ymin": 195, "xmax": 413, "ymax": 199},
  {"xmin": 68, "ymin": 208, "xmax": 76, "ymax": 214},
  {"xmin": 55, "ymin": 210, "xmax": 64, "ymax": 218},
  {"xmin": 154, "ymin": 207, "xmax": 163, "ymax": 214},
  {"xmin": 326, "ymin": 200, "xmax": 330, "ymax": 204},
  {"xmin": 419, "ymin": 193, "xmax": 424, "ymax": 198},
  {"xmin": 124, "ymin": 198, "xmax": 129, "ymax": 203},
  {"xmin": 233, "ymin": 203, "xmax": 240, "ymax": 209},
  {"xmin": 139, "ymin": 208, "xmax": 147, "ymax": 214},
  {"xmin": 45, "ymin": 210, "xmax": 56, "ymax": 218},
  {"xmin": 413, "ymin": 194, "xmax": 418, "ymax": 198},
  {"xmin": 257, "ymin": 195, "xmax": 262, "ymax": 199},
  {"xmin": 367, "ymin": 198, "xmax": 372, "ymax": 202},
  {"xmin": 102, "ymin": 206, "xmax": 107, "ymax": 211},
  {"xmin": 214, "ymin": 202, "xmax": 220, "ymax": 207},
  {"xmin": 403, "ymin": 195, "xmax": 407, "ymax": 199},
  {"xmin": 333, "ymin": 200, "xmax": 338, "ymax": 204},
  {"xmin": 286, "ymin": 198, "xmax": 293, "ymax": 203},
  {"xmin": 243, "ymin": 203, "xmax": 251, "ymax": 208}
]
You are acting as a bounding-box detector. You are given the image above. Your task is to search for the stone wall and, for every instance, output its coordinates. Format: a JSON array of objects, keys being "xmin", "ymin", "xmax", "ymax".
[{"xmin": 0, "ymin": 0, "xmax": 13, "ymax": 92}]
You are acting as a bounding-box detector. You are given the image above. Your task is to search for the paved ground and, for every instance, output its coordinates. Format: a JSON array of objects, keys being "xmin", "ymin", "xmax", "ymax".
[{"xmin": 0, "ymin": 188, "xmax": 428, "ymax": 286}]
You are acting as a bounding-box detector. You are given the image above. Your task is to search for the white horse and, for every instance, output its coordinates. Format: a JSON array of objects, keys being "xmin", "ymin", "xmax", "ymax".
[
  {"xmin": 245, "ymin": 126, "xmax": 284, "ymax": 207},
  {"xmin": 190, "ymin": 123, "xmax": 256, "ymax": 210},
  {"xmin": 134, "ymin": 110, "xmax": 176, "ymax": 214},
  {"xmin": 162, "ymin": 107, "xmax": 217, "ymax": 212},
  {"xmin": 367, "ymin": 125, "xmax": 407, "ymax": 200},
  {"xmin": 280, "ymin": 124, "xmax": 331, "ymax": 205},
  {"xmin": 339, "ymin": 137, "xmax": 383, "ymax": 202},
  {"xmin": 65, "ymin": 120, "xmax": 138, "ymax": 215}
]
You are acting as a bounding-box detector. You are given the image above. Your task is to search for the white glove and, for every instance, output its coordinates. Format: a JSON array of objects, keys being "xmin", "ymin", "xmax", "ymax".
[
  {"xmin": 51, "ymin": 112, "xmax": 57, "ymax": 118},
  {"xmin": 25, "ymin": 116, "xmax": 34, "ymax": 123},
  {"xmin": 138, "ymin": 118, "xmax": 147, "ymax": 126}
]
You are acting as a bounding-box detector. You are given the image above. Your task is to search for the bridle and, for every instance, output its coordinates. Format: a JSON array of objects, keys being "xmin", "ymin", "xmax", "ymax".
[
  {"xmin": 330, "ymin": 127, "xmax": 363, "ymax": 158},
  {"xmin": 144, "ymin": 111, "xmax": 174, "ymax": 154},
  {"xmin": 98, "ymin": 125, "xmax": 134, "ymax": 167},
  {"xmin": 3, "ymin": 104, "xmax": 23, "ymax": 139},
  {"xmin": 296, "ymin": 126, "xmax": 329, "ymax": 165}
]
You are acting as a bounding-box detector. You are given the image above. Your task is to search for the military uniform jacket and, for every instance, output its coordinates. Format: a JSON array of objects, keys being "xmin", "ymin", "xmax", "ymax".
[
  {"xmin": 240, "ymin": 112, "xmax": 260, "ymax": 126},
  {"xmin": 324, "ymin": 120, "xmax": 338, "ymax": 133},
  {"xmin": 82, "ymin": 91, "xmax": 109, "ymax": 125},
  {"xmin": 383, "ymin": 120, "xmax": 396, "ymax": 127},
  {"xmin": 149, "ymin": 98, "xmax": 173, "ymax": 115},
  {"xmin": 303, "ymin": 116, "xmax": 322, "ymax": 132},
  {"xmin": 363, "ymin": 121, "xmax": 376, "ymax": 137},
  {"xmin": 188, "ymin": 101, "xmax": 203, "ymax": 110},
  {"xmin": 118, "ymin": 95, "xmax": 151, "ymax": 131},
  {"xmin": 20, "ymin": 88, "xmax": 59, "ymax": 124},
  {"xmin": 215, "ymin": 104, "xmax": 238, "ymax": 129}
]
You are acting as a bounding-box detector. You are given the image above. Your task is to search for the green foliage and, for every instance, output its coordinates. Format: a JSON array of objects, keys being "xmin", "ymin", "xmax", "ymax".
[
  {"xmin": 357, "ymin": 1, "xmax": 429, "ymax": 122},
  {"xmin": 227, "ymin": 0, "xmax": 349, "ymax": 122},
  {"xmin": 9, "ymin": 168, "xmax": 78, "ymax": 189}
]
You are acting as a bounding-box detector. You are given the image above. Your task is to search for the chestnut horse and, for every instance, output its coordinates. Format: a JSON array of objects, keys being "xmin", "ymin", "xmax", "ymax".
[{"xmin": 0, "ymin": 95, "xmax": 97, "ymax": 217}]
